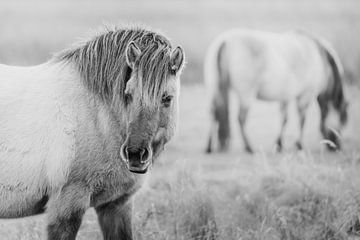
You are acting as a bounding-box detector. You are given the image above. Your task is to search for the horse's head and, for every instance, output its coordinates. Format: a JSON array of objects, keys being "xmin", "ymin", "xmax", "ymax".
[
  {"xmin": 316, "ymin": 37, "xmax": 348, "ymax": 151},
  {"xmin": 319, "ymin": 93, "xmax": 349, "ymax": 151},
  {"xmin": 120, "ymin": 41, "xmax": 185, "ymax": 174},
  {"xmin": 339, "ymin": 100, "xmax": 349, "ymax": 127}
]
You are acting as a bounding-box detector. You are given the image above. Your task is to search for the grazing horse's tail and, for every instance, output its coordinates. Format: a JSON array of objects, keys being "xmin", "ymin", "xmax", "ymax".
[
  {"xmin": 205, "ymin": 39, "xmax": 231, "ymax": 150},
  {"xmin": 316, "ymin": 39, "xmax": 345, "ymax": 109},
  {"xmin": 297, "ymin": 30, "xmax": 345, "ymax": 106}
]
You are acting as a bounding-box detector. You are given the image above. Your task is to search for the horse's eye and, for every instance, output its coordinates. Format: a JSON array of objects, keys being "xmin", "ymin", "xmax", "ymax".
[
  {"xmin": 124, "ymin": 93, "xmax": 132, "ymax": 105},
  {"xmin": 161, "ymin": 95, "xmax": 173, "ymax": 107}
]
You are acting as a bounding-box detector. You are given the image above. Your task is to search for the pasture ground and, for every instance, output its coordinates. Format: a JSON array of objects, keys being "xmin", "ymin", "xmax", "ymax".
[
  {"xmin": 0, "ymin": 85, "xmax": 359, "ymax": 239},
  {"xmin": 0, "ymin": 0, "xmax": 359, "ymax": 239}
]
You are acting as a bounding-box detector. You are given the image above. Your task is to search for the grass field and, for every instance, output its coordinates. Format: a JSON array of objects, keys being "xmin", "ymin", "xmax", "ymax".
[{"xmin": 0, "ymin": 0, "xmax": 360, "ymax": 239}]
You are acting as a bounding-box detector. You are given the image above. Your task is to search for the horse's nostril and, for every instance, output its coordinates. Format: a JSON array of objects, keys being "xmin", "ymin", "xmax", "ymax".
[
  {"xmin": 126, "ymin": 147, "xmax": 150, "ymax": 163},
  {"xmin": 140, "ymin": 148, "xmax": 149, "ymax": 163},
  {"xmin": 139, "ymin": 148, "xmax": 145, "ymax": 159}
]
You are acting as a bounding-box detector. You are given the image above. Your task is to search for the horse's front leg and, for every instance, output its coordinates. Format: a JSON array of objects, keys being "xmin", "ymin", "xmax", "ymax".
[
  {"xmin": 46, "ymin": 185, "xmax": 90, "ymax": 240},
  {"xmin": 206, "ymin": 113, "xmax": 217, "ymax": 154},
  {"xmin": 276, "ymin": 101, "xmax": 288, "ymax": 152},
  {"xmin": 238, "ymin": 104, "xmax": 253, "ymax": 153},
  {"xmin": 95, "ymin": 197, "xmax": 134, "ymax": 240},
  {"xmin": 295, "ymin": 96, "xmax": 310, "ymax": 150}
]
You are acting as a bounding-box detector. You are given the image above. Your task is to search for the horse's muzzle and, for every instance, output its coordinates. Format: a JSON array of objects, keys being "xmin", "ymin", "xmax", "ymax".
[
  {"xmin": 120, "ymin": 143, "xmax": 153, "ymax": 174},
  {"xmin": 326, "ymin": 130, "xmax": 342, "ymax": 151}
]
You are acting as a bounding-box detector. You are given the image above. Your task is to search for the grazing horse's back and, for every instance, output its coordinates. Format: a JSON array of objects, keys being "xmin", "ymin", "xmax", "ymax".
[
  {"xmin": 209, "ymin": 30, "xmax": 327, "ymax": 101},
  {"xmin": 0, "ymin": 63, "xmax": 86, "ymax": 217},
  {"xmin": 205, "ymin": 29, "xmax": 347, "ymax": 153}
]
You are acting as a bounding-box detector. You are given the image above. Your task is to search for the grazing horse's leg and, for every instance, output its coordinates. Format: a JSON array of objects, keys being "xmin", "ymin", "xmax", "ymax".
[
  {"xmin": 206, "ymin": 115, "xmax": 217, "ymax": 154},
  {"xmin": 206, "ymin": 133, "xmax": 213, "ymax": 153},
  {"xmin": 276, "ymin": 101, "xmax": 289, "ymax": 152},
  {"xmin": 318, "ymin": 96, "xmax": 329, "ymax": 139},
  {"xmin": 295, "ymin": 97, "xmax": 310, "ymax": 150},
  {"xmin": 95, "ymin": 197, "xmax": 134, "ymax": 240},
  {"xmin": 238, "ymin": 104, "xmax": 253, "ymax": 153},
  {"xmin": 47, "ymin": 185, "xmax": 89, "ymax": 240}
]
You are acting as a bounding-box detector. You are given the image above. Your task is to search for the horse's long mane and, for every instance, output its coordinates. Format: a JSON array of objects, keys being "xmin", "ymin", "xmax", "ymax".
[{"xmin": 54, "ymin": 26, "xmax": 173, "ymax": 107}]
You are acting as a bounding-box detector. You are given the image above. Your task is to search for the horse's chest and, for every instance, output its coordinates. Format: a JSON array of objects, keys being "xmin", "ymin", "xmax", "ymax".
[{"xmin": 90, "ymin": 170, "xmax": 145, "ymax": 207}]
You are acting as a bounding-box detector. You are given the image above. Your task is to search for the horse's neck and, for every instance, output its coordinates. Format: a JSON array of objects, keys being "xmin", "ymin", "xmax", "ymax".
[{"xmin": 322, "ymin": 70, "xmax": 344, "ymax": 107}]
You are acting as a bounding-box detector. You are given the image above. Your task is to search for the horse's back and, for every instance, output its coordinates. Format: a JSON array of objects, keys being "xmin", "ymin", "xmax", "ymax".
[{"xmin": 207, "ymin": 29, "xmax": 327, "ymax": 102}]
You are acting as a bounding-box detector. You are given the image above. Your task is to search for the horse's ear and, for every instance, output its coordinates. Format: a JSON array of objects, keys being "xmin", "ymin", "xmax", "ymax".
[
  {"xmin": 126, "ymin": 41, "xmax": 141, "ymax": 69},
  {"xmin": 169, "ymin": 46, "xmax": 185, "ymax": 75}
]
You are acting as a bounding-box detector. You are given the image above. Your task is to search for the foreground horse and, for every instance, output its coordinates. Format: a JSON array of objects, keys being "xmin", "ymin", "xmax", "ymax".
[
  {"xmin": 0, "ymin": 26, "xmax": 185, "ymax": 239},
  {"xmin": 205, "ymin": 29, "xmax": 348, "ymax": 153}
]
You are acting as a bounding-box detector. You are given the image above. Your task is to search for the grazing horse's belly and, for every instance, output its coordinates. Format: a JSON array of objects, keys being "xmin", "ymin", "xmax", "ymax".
[
  {"xmin": 256, "ymin": 79, "xmax": 300, "ymax": 101},
  {"xmin": 0, "ymin": 63, "xmax": 82, "ymax": 217}
]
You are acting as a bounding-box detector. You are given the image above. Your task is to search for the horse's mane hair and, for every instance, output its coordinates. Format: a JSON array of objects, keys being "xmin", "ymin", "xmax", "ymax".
[
  {"xmin": 295, "ymin": 30, "xmax": 345, "ymax": 109},
  {"xmin": 54, "ymin": 26, "xmax": 173, "ymax": 107}
]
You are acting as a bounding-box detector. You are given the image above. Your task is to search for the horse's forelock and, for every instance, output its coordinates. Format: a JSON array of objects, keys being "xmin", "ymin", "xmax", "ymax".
[
  {"xmin": 55, "ymin": 26, "xmax": 173, "ymax": 108},
  {"xmin": 137, "ymin": 39, "xmax": 172, "ymax": 102}
]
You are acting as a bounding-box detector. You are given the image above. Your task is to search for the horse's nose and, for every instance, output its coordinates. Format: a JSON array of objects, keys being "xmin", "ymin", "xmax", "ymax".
[
  {"xmin": 120, "ymin": 143, "xmax": 152, "ymax": 163},
  {"xmin": 127, "ymin": 147, "xmax": 149, "ymax": 163},
  {"xmin": 120, "ymin": 143, "xmax": 152, "ymax": 174}
]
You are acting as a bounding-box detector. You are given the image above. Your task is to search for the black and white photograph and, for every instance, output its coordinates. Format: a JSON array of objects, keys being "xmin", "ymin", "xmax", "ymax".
[{"xmin": 0, "ymin": 0, "xmax": 359, "ymax": 239}]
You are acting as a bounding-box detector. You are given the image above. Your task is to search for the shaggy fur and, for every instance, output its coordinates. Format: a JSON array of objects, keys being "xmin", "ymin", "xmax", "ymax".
[
  {"xmin": 0, "ymin": 25, "xmax": 185, "ymax": 240},
  {"xmin": 56, "ymin": 26, "xmax": 173, "ymax": 107}
]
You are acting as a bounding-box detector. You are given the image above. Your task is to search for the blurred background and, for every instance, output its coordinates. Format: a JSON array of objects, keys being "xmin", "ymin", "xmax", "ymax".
[
  {"xmin": 0, "ymin": 0, "xmax": 360, "ymax": 239},
  {"xmin": 1, "ymin": 0, "xmax": 360, "ymax": 84}
]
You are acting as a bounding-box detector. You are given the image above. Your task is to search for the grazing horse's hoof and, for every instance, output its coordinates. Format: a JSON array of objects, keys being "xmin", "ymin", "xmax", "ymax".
[
  {"xmin": 218, "ymin": 146, "xmax": 229, "ymax": 153},
  {"xmin": 295, "ymin": 141, "xmax": 303, "ymax": 150},
  {"xmin": 205, "ymin": 147, "xmax": 212, "ymax": 154},
  {"xmin": 218, "ymin": 143, "xmax": 230, "ymax": 153},
  {"xmin": 245, "ymin": 146, "xmax": 254, "ymax": 154},
  {"xmin": 276, "ymin": 139, "xmax": 283, "ymax": 152}
]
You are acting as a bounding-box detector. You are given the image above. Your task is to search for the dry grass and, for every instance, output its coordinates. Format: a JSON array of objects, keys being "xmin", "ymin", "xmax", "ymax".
[
  {"xmin": 1, "ymin": 84, "xmax": 359, "ymax": 239},
  {"xmin": 0, "ymin": 0, "xmax": 360, "ymax": 239}
]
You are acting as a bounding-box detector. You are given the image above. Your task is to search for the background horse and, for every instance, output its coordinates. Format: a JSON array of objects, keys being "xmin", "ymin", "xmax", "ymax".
[
  {"xmin": 205, "ymin": 29, "xmax": 348, "ymax": 153},
  {"xmin": 0, "ymin": 26, "xmax": 185, "ymax": 239}
]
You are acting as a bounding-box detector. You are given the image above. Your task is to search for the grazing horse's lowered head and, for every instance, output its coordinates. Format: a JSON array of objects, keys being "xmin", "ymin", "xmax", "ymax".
[{"xmin": 314, "ymin": 36, "xmax": 349, "ymax": 150}]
